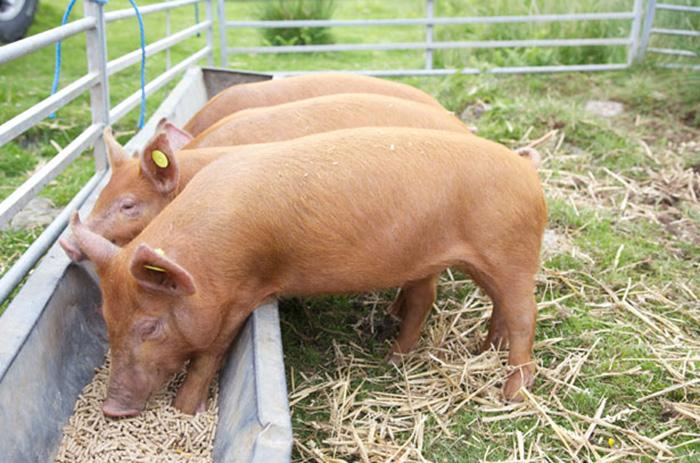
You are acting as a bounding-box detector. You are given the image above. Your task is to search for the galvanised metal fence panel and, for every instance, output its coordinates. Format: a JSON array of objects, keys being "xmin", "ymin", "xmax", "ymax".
[
  {"xmin": 639, "ymin": 0, "xmax": 700, "ymax": 68},
  {"xmin": 0, "ymin": 0, "xmax": 214, "ymax": 305},
  {"xmin": 219, "ymin": 0, "xmax": 647, "ymax": 76}
]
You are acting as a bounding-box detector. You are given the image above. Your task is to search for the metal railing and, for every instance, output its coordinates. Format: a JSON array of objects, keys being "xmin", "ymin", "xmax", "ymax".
[
  {"xmin": 639, "ymin": 1, "xmax": 699, "ymax": 69},
  {"xmin": 0, "ymin": 0, "xmax": 214, "ymax": 304},
  {"xmin": 219, "ymin": 0, "xmax": 650, "ymax": 76}
]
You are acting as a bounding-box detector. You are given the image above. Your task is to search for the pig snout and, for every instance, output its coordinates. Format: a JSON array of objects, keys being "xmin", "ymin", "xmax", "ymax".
[
  {"xmin": 59, "ymin": 235, "xmax": 85, "ymax": 262},
  {"xmin": 102, "ymin": 373, "xmax": 150, "ymax": 418},
  {"xmin": 102, "ymin": 397, "xmax": 142, "ymax": 418}
]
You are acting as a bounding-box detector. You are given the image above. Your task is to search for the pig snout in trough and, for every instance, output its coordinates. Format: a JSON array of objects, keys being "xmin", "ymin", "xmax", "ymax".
[{"xmin": 70, "ymin": 127, "xmax": 546, "ymax": 415}]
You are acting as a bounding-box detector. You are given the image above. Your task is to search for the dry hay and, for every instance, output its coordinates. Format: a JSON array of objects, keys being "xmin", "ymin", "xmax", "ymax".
[
  {"xmin": 55, "ymin": 354, "xmax": 219, "ymax": 463},
  {"xmin": 289, "ymin": 129, "xmax": 700, "ymax": 462}
]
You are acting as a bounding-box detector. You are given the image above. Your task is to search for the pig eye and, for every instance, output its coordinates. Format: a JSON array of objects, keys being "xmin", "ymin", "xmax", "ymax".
[
  {"xmin": 137, "ymin": 318, "xmax": 161, "ymax": 342},
  {"xmin": 120, "ymin": 198, "xmax": 139, "ymax": 216}
]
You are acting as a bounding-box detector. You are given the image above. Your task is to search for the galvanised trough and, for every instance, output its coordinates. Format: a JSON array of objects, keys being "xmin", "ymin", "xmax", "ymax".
[{"xmin": 0, "ymin": 68, "xmax": 293, "ymax": 463}]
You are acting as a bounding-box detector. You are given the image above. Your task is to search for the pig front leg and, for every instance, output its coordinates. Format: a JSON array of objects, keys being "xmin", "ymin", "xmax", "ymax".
[
  {"xmin": 174, "ymin": 351, "xmax": 224, "ymax": 414},
  {"xmin": 386, "ymin": 274, "xmax": 439, "ymax": 363}
]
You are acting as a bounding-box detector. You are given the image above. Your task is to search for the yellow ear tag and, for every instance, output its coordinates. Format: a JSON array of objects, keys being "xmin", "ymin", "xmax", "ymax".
[
  {"xmin": 145, "ymin": 248, "xmax": 166, "ymax": 272},
  {"xmin": 144, "ymin": 264, "xmax": 166, "ymax": 273},
  {"xmin": 151, "ymin": 150, "xmax": 169, "ymax": 169}
]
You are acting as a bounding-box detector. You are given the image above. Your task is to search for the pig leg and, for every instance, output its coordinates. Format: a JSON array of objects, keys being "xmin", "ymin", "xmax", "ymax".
[
  {"xmin": 173, "ymin": 351, "xmax": 224, "ymax": 414},
  {"xmin": 497, "ymin": 283, "xmax": 537, "ymax": 401},
  {"xmin": 387, "ymin": 288, "xmax": 407, "ymax": 318},
  {"xmin": 386, "ymin": 274, "xmax": 439, "ymax": 363},
  {"xmin": 482, "ymin": 305, "xmax": 509, "ymax": 351},
  {"xmin": 463, "ymin": 263, "xmax": 537, "ymax": 401}
]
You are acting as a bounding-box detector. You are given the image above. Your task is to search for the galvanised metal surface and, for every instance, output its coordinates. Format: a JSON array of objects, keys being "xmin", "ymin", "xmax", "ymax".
[{"xmin": 0, "ymin": 0, "xmax": 214, "ymax": 306}]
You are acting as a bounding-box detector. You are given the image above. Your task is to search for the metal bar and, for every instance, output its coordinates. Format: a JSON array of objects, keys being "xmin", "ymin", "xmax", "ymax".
[
  {"xmin": 638, "ymin": 0, "xmax": 657, "ymax": 62},
  {"xmin": 656, "ymin": 3, "xmax": 700, "ymax": 14},
  {"xmin": 106, "ymin": 22, "xmax": 210, "ymax": 76},
  {"xmin": 660, "ymin": 63, "xmax": 700, "ymax": 70},
  {"xmin": 165, "ymin": 9, "xmax": 172, "ymax": 70},
  {"xmin": 0, "ymin": 73, "xmax": 98, "ymax": 148},
  {"xmin": 271, "ymin": 63, "xmax": 630, "ymax": 77},
  {"xmin": 0, "ymin": 170, "xmax": 106, "ymax": 306},
  {"xmin": 226, "ymin": 11, "xmax": 637, "ymax": 29},
  {"xmin": 204, "ymin": 0, "xmax": 214, "ymax": 66},
  {"xmin": 628, "ymin": 0, "xmax": 644, "ymax": 65},
  {"xmin": 229, "ymin": 37, "xmax": 631, "ymax": 55},
  {"xmin": 651, "ymin": 28, "xmax": 700, "ymax": 37},
  {"xmin": 648, "ymin": 47, "xmax": 698, "ymax": 57},
  {"xmin": 109, "ymin": 47, "xmax": 211, "ymax": 123},
  {"xmin": 0, "ymin": 124, "xmax": 102, "ymax": 230},
  {"xmin": 425, "ymin": 0, "xmax": 434, "ymax": 70},
  {"xmin": 84, "ymin": 0, "xmax": 110, "ymax": 172},
  {"xmin": 0, "ymin": 18, "xmax": 96, "ymax": 65},
  {"xmin": 105, "ymin": 0, "xmax": 199, "ymax": 22},
  {"xmin": 217, "ymin": 0, "xmax": 227, "ymax": 67}
]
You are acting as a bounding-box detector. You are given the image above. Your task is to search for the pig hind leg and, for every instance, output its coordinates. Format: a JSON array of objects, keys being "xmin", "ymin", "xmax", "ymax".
[
  {"xmin": 386, "ymin": 274, "xmax": 439, "ymax": 363},
  {"xmin": 462, "ymin": 263, "xmax": 538, "ymax": 402}
]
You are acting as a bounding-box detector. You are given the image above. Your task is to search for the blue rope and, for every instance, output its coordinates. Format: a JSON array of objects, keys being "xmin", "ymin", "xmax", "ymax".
[
  {"xmin": 48, "ymin": 0, "xmax": 78, "ymax": 119},
  {"xmin": 50, "ymin": 0, "xmax": 147, "ymax": 129},
  {"xmin": 128, "ymin": 0, "xmax": 147, "ymax": 128}
]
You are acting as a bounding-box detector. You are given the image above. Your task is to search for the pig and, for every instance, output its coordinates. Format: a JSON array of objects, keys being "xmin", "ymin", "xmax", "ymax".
[
  {"xmin": 69, "ymin": 127, "xmax": 546, "ymax": 417},
  {"xmin": 60, "ymin": 93, "xmax": 470, "ymax": 261},
  {"xmin": 182, "ymin": 73, "xmax": 446, "ymax": 136},
  {"xmin": 186, "ymin": 93, "xmax": 467, "ymax": 149}
]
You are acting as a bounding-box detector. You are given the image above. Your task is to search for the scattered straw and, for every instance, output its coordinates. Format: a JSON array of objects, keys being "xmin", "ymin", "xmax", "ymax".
[
  {"xmin": 54, "ymin": 354, "xmax": 219, "ymax": 463},
  {"xmin": 287, "ymin": 130, "xmax": 699, "ymax": 462}
]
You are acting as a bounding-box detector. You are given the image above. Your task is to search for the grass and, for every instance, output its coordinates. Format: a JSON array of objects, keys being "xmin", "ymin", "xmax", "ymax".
[{"xmin": 1, "ymin": 0, "xmax": 699, "ymax": 461}]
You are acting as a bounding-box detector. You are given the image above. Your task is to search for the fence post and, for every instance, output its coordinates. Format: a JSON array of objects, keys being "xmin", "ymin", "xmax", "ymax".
[
  {"xmin": 637, "ymin": 0, "xmax": 657, "ymax": 62},
  {"xmin": 627, "ymin": 0, "xmax": 644, "ymax": 65},
  {"xmin": 217, "ymin": 0, "xmax": 227, "ymax": 68},
  {"xmin": 205, "ymin": 0, "xmax": 214, "ymax": 66},
  {"xmin": 425, "ymin": 0, "xmax": 434, "ymax": 70},
  {"xmin": 83, "ymin": 0, "xmax": 110, "ymax": 172}
]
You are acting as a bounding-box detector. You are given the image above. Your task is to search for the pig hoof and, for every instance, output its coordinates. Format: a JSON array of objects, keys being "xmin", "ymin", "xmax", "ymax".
[
  {"xmin": 173, "ymin": 396, "xmax": 207, "ymax": 415},
  {"xmin": 384, "ymin": 351, "xmax": 403, "ymax": 366},
  {"xmin": 503, "ymin": 369, "xmax": 535, "ymax": 402}
]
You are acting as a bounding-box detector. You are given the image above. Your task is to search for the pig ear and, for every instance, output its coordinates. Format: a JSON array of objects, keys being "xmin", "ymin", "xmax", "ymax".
[
  {"xmin": 103, "ymin": 127, "xmax": 130, "ymax": 167},
  {"xmin": 70, "ymin": 212, "xmax": 119, "ymax": 269},
  {"xmin": 140, "ymin": 132, "xmax": 180, "ymax": 195},
  {"xmin": 156, "ymin": 118, "xmax": 193, "ymax": 151},
  {"xmin": 130, "ymin": 244, "xmax": 196, "ymax": 296}
]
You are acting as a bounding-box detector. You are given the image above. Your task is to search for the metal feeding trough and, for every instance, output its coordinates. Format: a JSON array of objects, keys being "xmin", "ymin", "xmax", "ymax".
[{"xmin": 0, "ymin": 68, "xmax": 293, "ymax": 463}]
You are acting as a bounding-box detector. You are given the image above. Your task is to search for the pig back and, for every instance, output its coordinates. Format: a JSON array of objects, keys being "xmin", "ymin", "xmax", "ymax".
[
  {"xmin": 147, "ymin": 128, "xmax": 545, "ymax": 292},
  {"xmin": 187, "ymin": 93, "xmax": 468, "ymax": 149},
  {"xmin": 182, "ymin": 74, "xmax": 445, "ymax": 136}
]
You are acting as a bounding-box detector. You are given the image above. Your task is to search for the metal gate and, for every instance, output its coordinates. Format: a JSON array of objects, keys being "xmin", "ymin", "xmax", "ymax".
[
  {"xmin": 639, "ymin": 1, "xmax": 700, "ymax": 69},
  {"xmin": 0, "ymin": 0, "xmax": 214, "ymax": 304},
  {"xmin": 217, "ymin": 0, "xmax": 656, "ymax": 76}
]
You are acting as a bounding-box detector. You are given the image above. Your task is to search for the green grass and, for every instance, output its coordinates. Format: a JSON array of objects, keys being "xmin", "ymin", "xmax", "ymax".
[{"xmin": 1, "ymin": 0, "xmax": 700, "ymax": 461}]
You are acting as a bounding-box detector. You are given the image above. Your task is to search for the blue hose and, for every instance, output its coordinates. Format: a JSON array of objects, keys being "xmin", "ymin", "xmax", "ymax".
[{"xmin": 50, "ymin": 0, "xmax": 147, "ymax": 129}]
